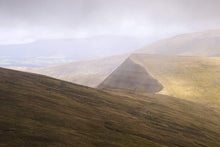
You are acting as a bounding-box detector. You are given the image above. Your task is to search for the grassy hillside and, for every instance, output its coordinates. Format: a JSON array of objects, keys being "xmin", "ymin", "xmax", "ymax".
[
  {"xmin": 101, "ymin": 54, "xmax": 220, "ymax": 108},
  {"xmin": 136, "ymin": 29, "xmax": 220, "ymax": 57},
  {"xmin": 1, "ymin": 68, "xmax": 220, "ymax": 146},
  {"xmin": 132, "ymin": 54, "xmax": 220, "ymax": 108}
]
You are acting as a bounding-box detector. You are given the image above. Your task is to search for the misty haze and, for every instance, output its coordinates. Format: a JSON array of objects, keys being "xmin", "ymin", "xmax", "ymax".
[{"xmin": 0, "ymin": 0, "xmax": 220, "ymax": 146}]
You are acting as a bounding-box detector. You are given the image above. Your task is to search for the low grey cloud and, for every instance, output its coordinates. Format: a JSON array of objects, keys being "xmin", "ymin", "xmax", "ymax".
[{"xmin": 0, "ymin": 0, "xmax": 220, "ymax": 44}]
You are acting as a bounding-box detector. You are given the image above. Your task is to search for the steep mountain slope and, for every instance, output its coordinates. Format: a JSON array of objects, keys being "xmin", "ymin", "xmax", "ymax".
[
  {"xmin": 98, "ymin": 58, "xmax": 163, "ymax": 93},
  {"xmin": 99, "ymin": 54, "xmax": 220, "ymax": 107},
  {"xmin": 1, "ymin": 68, "xmax": 220, "ymax": 146},
  {"xmin": 136, "ymin": 29, "xmax": 220, "ymax": 56}
]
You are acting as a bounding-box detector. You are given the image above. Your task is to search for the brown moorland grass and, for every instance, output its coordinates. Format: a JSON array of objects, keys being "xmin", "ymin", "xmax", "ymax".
[
  {"xmin": 131, "ymin": 54, "xmax": 220, "ymax": 108},
  {"xmin": 0, "ymin": 68, "xmax": 220, "ymax": 146}
]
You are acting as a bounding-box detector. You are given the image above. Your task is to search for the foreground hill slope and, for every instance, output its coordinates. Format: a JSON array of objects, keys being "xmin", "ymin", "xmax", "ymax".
[
  {"xmin": 99, "ymin": 54, "xmax": 220, "ymax": 107},
  {"xmin": 1, "ymin": 68, "xmax": 220, "ymax": 146},
  {"xmin": 136, "ymin": 29, "xmax": 220, "ymax": 56}
]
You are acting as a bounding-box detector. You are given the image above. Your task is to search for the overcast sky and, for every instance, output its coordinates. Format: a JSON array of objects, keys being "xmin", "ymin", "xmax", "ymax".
[{"xmin": 0, "ymin": 0, "xmax": 220, "ymax": 45}]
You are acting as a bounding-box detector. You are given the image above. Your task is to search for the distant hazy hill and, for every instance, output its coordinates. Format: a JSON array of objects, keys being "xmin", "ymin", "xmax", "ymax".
[
  {"xmin": 1, "ymin": 67, "xmax": 220, "ymax": 146},
  {"xmin": 136, "ymin": 29, "xmax": 220, "ymax": 56},
  {"xmin": 99, "ymin": 54, "xmax": 220, "ymax": 108},
  {"xmin": 0, "ymin": 36, "xmax": 148, "ymax": 67}
]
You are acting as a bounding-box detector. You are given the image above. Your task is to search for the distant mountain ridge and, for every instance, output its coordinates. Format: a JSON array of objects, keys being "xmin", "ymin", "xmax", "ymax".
[{"xmin": 136, "ymin": 29, "xmax": 220, "ymax": 56}]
